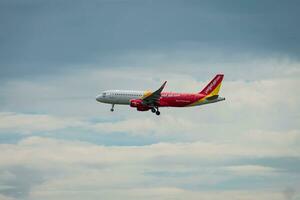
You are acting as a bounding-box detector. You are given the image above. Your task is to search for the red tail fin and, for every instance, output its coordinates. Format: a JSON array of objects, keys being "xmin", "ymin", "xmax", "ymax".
[{"xmin": 199, "ymin": 74, "xmax": 224, "ymax": 96}]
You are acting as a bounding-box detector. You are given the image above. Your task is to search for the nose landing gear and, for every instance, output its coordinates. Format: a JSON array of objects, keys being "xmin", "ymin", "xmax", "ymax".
[{"xmin": 110, "ymin": 104, "xmax": 115, "ymax": 112}]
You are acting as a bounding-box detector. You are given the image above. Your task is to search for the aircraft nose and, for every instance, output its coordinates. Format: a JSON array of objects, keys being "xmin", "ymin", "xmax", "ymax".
[{"xmin": 96, "ymin": 94, "xmax": 102, "ymax": 102}]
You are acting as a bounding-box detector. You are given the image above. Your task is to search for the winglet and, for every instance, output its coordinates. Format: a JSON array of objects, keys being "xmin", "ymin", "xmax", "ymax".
[
  {"xmin": 155, "ymin": 81, "xmax": 167, "ymax": 95},
  {"xmin": 160, "ymin": 81, "xmax": 167, "ymax": 91}
]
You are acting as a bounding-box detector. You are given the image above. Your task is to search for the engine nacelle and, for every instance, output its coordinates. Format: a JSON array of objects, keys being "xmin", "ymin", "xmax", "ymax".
[
  {"xmin": 130, "ymin": 99, "xmax": 143, "ymax": 107},
  {"xmin": 130, "ymin": 99, "xmax": 150, "ymax": 111}
]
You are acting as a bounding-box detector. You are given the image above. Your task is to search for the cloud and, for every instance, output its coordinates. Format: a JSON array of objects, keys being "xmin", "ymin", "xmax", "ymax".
[
  {"xmin": 0, "ymin": 136, "xmax": 299, "ymax": 200},
  {"xmin": 0, "ymin": 112, "xmax": 85, "ymax": 134},
  {"xmin": 29, "ymin": 187, "xmax": 289, "ymax": 200},
  {"xmin": 223, "ymin": 165, "xmax": 277, "ymax": 176},
  {"xmin": 90, "ymin": 114, "xmax": 198, "ymax": 137},
  {"xmin": 0, "ymin": 135, "xmax": 299, "ymax": 170},
  {"xmin": 226, "ymin": 78, "xmax": 300, "ymax": 109},
  {"xmin": 0, "ymin": 194, "xmax": 16, "ymax": 200},
  {"xmin": 283, "ymin": 187, "xmax": 296, "ymax": 200}
]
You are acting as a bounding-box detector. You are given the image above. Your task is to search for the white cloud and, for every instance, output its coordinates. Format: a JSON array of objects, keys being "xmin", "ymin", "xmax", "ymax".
[
  {"xmin": 90, "ymin": 114, "xmax": 198, "ymax": 136},
  {"xmin": 0, "ymin": 110, "xmax": 299, "ymax": 157},
  {"xmin": 29, "ymin": 187, "xmax": 290, "ymax": 200},
  {"xmin": 0, "ymin": 136, "xmax": 299, "ymax": 200},
  {"xmin": 2, "ymin": 129, "xmax": 299, "ymax": 169},
  {"xmin": 0, "ymin": 194, "xmax": 16, "ymax": 200},
  {"xmin": 243, "ymin": 130, "xmax": 300, "ymax": 145},
  {"xmin": 223, "ymin": 165, "xmax": 278, "ymax": 176},
  {"xmin": 226, "ymin": 79, "xmax": 300, "ymax": 109},
  {"xmin": 0, "ymin": 112, "xmax": 85, "ymax": 134}
]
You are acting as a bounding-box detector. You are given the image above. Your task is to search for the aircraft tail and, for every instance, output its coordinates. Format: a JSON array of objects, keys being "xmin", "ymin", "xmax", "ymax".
[{"xmin": 199, "ymin": 74, "xmax": 224, "ymax": 97}]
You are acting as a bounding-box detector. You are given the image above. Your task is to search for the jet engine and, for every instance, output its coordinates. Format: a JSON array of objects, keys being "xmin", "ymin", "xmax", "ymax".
[{"xmin": 130, "ymin": 99, "xmax": 150, "ymax": 111}]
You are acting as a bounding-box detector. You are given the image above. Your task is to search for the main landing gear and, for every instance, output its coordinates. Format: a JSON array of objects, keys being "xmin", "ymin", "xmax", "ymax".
[
  {"xmin": 151, "ymin": 107, "xmax": 160, "ymax": 116},
  {"xmin": 110, "ymin": 104, "xmax": 115, "ymax": 112}
]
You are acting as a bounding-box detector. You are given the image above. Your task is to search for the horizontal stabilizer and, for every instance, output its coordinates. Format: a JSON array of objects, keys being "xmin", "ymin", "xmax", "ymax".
[{"xmin": 206, "ymin": 95, "xmax": 219, "ymax": 101}]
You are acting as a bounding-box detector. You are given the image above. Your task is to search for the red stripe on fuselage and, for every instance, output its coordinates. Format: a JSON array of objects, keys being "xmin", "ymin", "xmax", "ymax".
[{"xmin": 158, "ymin": 92, "xmax": 206, "ymax": 107}]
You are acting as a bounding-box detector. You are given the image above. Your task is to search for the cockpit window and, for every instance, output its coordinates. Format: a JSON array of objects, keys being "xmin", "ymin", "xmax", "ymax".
[{"xmin": 102, "ymin": 92, "xmax": 106, "ymax": 97}]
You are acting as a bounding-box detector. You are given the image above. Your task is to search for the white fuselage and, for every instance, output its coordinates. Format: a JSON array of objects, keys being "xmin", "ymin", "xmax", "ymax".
[{"xmin": 96, "ymin": 90, "xmax": 145, "ymax": 105}]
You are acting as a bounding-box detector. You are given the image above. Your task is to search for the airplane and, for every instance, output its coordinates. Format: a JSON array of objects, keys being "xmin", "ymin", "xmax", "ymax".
[{"xmin": 96, "ymin": 74, "xmax": 225, "ymax": 116}]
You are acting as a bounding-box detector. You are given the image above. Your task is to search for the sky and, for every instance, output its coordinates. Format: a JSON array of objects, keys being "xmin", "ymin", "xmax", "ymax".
[{"xmin": 0, "ymin": 0, "xmax": 300, "ymax": 199}]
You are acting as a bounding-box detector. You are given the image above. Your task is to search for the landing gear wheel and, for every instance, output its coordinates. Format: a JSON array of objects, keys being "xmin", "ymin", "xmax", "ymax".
[
  {"xmin": 151, "ymin": 108, "xmax": 156, "ymax": 113},
  {"xmin": 110, "ymin": 108, "xmax": 114, "ymax": 112},
  {"xmin": 155, "ymin": 111, "xmax": 160, "ymax": 116}
]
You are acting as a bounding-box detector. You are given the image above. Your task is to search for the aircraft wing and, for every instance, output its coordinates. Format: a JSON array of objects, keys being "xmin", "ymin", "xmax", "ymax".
[{"xmin": 142, "ymin": 81, "xmax": 167, "ymax": 106}]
